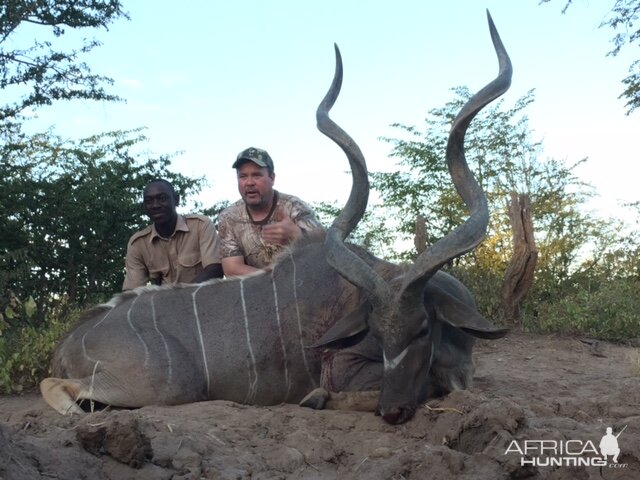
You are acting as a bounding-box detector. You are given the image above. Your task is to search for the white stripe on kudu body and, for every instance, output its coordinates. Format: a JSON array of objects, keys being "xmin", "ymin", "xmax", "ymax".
[
  {"xmin": 290, "ymin": 253, "xmax": 316, "ymax": 388},
  {"xmin": 270, "ymin": 271, "xmax": 292, "ymax": 401},
  {"xmin": 82, "ymin": 307, "xmax": 114, "ymax": 363},
  {"xmin": 150, "ymin": 292, "xmax": 173, "ymax": 384},
  {"xmin": 239, "ymin": 279, "xmax": 259, "ymax": 403},
  {"xmin": 192, "ymin": 285, "xmax": 211, "ymax": 396},
  {"xmin": 93, "ymin": 302, "xmax": 115, "ymax": 328},
  {"xmin": 127, "ymin": 294, "xmax": 150, "ymax": 367}
]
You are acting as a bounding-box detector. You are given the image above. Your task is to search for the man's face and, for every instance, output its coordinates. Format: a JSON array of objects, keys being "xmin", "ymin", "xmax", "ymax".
[
  {"xmin": 143, "ymin": 182, "xmax": 178, "ymax": 225},
  {"xmin": 237, "ymin": 161, "xmax": 275, "ymax": 208}
]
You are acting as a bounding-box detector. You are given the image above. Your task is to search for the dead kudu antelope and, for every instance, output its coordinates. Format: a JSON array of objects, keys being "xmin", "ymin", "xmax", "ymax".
[{"xmin": 41, "ymin": 12, "xmax": 511, "ymax": 424}]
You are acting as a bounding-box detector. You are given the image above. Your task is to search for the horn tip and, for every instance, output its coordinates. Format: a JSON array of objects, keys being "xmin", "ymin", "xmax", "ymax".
[
  {"xmin": 486, "ymin": 9, "xmax": 496, "ymax": 31},
  {"xmin": 334, "ymin": 44, "xmax": 342, "ymax": 63}
]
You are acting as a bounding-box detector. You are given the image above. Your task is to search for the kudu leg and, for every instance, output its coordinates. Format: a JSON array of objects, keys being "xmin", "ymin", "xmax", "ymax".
[
  {"xmin": 41, "ymin": 373, "xmax": 148, "ymax": 415},
  {"xmin": 40, "ymin": 378, "xmax": 86, "ymax": 415},
  {"xmin": 301, "ymin": 340, "xmax": 384, "ymax": 413},
  {"xmin": 300, "ymin": 388, "xmax": 380, "ymax": 412}
]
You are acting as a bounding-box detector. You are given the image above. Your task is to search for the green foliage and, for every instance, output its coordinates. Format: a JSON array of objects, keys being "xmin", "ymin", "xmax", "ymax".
[
  {"xmin": 0, "ymin": 292, "xmax": 78, "ymax": 393},
  {"xmin": 0, "ymin": 1, "xmax": 209, "ymax": 318},
  {"xmin": 204, "ymin": 200, "xmax": 232, "ymax": 224},
  {"xmin": 0, "ymin": 289, "xmax": 35, "ymax": 337},
  {"xmin": 363, "ymin": 85, "xmax": 640, "ymax": 341},
  {"xmin": 448, "ymin": 264, "xmax": 505, "ymax": 322},
  {"xmin": 372, "ymin": 88, "xmax": 596, "ymax": 278},
  {"xmin": 314, "ymin": 201, "xmax": 400, "ymax": 259},
  {"xmin": 373, "ymin": 89, "xmax": 544, "ymax": 243},
  {"xmin": 513, "ymin": 202, "xmax": 640, "ymax": 337},
  {"xmin": 0, "ymin": 0, "xmax": 221, "ymax": 394},
  {"xmin": 525, "ymin": 277, "xmax": 640, "ymax": 341},
  {"xmin": 0, "ymin": 0, "xmax": 127, "ymax": 124},
  {"xmin": 540, "ymin": 0, "xmax": 640, "ymax": 114},
  {"xmin": 0, "ymin": 128, "xmax": 207, "ymax": 320}
]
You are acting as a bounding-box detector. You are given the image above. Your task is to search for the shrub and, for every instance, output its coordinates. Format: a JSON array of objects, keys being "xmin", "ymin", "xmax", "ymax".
[
  {"xmin": 0, "ymin": 292, "xmax": 79, "ymax": 393},
  {"xmin": 521, "ymin": 277, "xmax": 640, "ymax": 342}
]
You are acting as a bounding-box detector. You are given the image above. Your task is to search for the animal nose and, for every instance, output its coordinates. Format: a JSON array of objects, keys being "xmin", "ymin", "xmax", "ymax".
[{"xmin": 380, "ymin": 405, "xmax": 417, "ymax": 425}]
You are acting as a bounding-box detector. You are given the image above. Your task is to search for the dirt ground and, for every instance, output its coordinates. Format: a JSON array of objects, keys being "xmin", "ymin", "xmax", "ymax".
[{"xmin": 1, "ymin": 332, "xmax": 638, "ymax": 480}]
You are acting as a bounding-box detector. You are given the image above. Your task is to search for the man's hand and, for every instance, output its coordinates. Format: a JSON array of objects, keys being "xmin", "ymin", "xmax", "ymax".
[{"xmin": 261, "ymin": 207, "xmax": 303, "ymax": 246}]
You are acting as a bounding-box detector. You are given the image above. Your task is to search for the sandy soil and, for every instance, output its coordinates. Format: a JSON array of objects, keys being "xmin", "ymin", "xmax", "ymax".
[{"xmin": 1, "ymin": 332, "xmax": 638, "ymax": 479}]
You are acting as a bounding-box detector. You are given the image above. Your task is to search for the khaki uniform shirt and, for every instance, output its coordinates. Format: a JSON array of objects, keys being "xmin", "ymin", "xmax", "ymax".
[
  {"xmin": 217, "ymin": 191, "xmax": 323, "ymax": 269},
  {"xmin": 122, "ymin": 214, "xmax": 221, "ymax": 290}
]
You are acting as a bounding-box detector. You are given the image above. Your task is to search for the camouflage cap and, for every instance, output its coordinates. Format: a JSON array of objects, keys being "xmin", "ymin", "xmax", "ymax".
[{"xmin": 232, "ymin": 147, "xmax": 274, "ymax": 171}]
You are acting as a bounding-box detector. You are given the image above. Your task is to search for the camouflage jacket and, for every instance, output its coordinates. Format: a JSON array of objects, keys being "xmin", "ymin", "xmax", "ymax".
[{"xmin": 217, "ymin": 191, "xmax": 323, "ymax": 269}]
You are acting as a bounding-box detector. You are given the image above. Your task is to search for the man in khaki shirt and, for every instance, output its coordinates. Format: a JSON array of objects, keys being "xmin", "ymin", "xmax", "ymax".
[{"xmin": 122, "ymin": 179, "xmax": 223, "ymax": 290}]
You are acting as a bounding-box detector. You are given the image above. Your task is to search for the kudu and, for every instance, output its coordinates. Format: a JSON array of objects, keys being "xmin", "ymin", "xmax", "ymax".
[{"xmin": 40, "ymin": 12, "xmax": 511, "ymax": 424}]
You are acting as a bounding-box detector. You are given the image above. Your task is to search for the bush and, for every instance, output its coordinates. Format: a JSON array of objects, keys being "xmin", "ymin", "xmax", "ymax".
[
  {"xmin": 0, "ymin": 292, "xmax": 79, "ymax": 393},
  {"xmin": 447, "ymin": 257, "xmax": 640, "ymax": 343},
  {"xmin": 447, "ymin": 263, "xmax": 506, "ymax": 325},
  {"xmin": 521, "ymin": 277, "xmax": 640, "ymax": 342}
]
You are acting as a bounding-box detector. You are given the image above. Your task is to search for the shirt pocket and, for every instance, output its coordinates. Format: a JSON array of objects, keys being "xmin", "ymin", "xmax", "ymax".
[
  {"xmin": 178, "ymin": 252, "xmax": 201, "ymax": 268},
  {"xmin": 178, "ymin": 252, "xmax": 202, "ymax": 280}
]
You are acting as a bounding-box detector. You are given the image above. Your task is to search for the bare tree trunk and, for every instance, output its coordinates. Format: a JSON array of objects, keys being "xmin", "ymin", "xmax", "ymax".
[
  {"xmin": 501, "ymin": 192, "xmax": 538, "ymax": 322},
  {"xmin": 414, "ymin": 214, "xmax": 428, "ymax": 256}
]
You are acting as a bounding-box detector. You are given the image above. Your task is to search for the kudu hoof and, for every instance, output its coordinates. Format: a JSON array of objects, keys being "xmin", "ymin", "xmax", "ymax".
[{"xmin": 299, "ymin": 388, "xmax": 330, "ymax": 410}]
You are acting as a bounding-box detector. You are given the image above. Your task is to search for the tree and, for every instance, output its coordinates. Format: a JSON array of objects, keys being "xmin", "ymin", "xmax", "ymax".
[
  {"xmin": 0, "ymin": 0, "xmax": 127, "ymax": 127},
  {"xmin": 0, "ymin": 129, "xmax": 207, "ymax": 321},
  {"xmin": 370, "ymin": 87, "xmax": 600, "ymax": 320},
  {"xmin": 0, "ymin": 1, "xmax": 220, "ymax": 320},
  {"xmin": 0, "ymin": 2, "xmax": 214, "ymax": 390},
  {"xmin": 540, "ymin": 0, "xmax": 640, "ymax": 114},
  {"xmin": 313, "ymin": 201, "xmax": 398, "ymax": 259},
  {"xmin": 500, "ymin": 193, "xmax": 538, "ymax": 321}
]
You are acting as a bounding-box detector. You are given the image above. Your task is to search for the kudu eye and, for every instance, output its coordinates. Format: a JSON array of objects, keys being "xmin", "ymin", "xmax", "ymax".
[{"xmin": 406, "ymin": 311, "xmax": 430, "ymax": 339}]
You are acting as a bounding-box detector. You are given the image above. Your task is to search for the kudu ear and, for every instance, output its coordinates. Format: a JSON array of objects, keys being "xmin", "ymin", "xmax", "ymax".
[
  {"xmin": 427, "ymin": 287, "xmax": 509, "ymax": 339},
  {"xmin": 310, "ymin": 301, "xmax": 371, "ymax": 349}
]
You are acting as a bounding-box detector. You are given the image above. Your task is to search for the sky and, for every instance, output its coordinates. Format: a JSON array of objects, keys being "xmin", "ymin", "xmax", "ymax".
[{"xmin": 22, "ymin": 0, "xmax": 640, "ymax": 223}]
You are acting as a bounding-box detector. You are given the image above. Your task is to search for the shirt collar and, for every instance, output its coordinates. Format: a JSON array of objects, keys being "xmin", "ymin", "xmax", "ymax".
[{"xmin": 149, "ymin": 214, "xmax": 188, "ymax": 242}]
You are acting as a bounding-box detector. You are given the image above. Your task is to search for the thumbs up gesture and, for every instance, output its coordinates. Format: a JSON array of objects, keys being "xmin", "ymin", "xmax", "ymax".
[{"xmin": 261, "ymin": 207, "xmax": 303, "ymax": 246}]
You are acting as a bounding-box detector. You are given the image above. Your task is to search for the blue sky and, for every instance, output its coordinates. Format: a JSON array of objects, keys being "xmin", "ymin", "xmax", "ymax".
[{"xmin": 24, "ymin": 1, "xmax": 640, "ymax": 222}]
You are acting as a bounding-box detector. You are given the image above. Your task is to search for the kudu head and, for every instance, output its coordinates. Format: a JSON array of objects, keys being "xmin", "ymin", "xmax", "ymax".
[{"xmin": 316, "ymin": 11, "xmax": 512, "ymax": 424}]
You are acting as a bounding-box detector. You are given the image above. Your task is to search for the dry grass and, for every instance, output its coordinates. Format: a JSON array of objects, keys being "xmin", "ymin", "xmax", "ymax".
[{"xmin": 628, "ymin": 351, "xmax": 640, "ymax": 376}]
